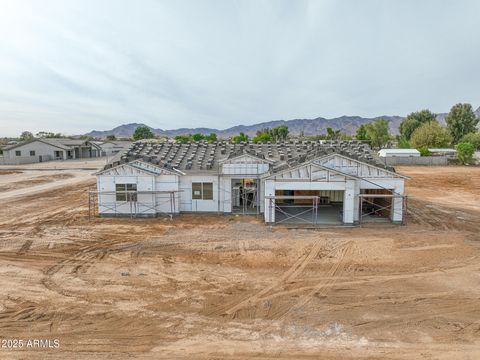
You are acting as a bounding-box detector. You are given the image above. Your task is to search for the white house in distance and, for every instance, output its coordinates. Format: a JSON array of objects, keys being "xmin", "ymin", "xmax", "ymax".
[
  {"xmin": 1, "ymin": 138, "xmax": 130, "ymax": 165},
  {"xmin": 94, "ymin": 140, "xmax": 408, "ymax": 225},
  {"xmin": 378, "ymin": 149, "xmax": 420, "ymax": 157}
]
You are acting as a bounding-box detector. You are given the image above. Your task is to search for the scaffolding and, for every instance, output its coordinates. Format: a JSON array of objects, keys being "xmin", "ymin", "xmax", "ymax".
[
  {"xmin": 88, "ymin": 188, "xmax": 181, "ymax": 220},
  {"xmin": 358, "ymin": 193, "xmax": 407, "ymax": 225},
  {"xmin": 265, "ymin": 195, "xmax": 321, "ymax": 225},
  {"xmin": 231, "ymin": 176, "xmax": 261, "ymax": 215}
]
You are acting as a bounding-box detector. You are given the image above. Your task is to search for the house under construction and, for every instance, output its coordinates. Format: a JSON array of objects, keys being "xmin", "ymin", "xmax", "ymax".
[{"xmin": 92, "ymin": 140, "xmax": 408, "ymax": 225}]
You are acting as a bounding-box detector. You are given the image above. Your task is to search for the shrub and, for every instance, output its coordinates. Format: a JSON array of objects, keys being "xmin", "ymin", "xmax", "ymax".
[
  {"xmin": 456, "ymin": 142, "xmax": 475, "ymax": 165},
  {"xmin": 460, "ymin": 132, "xmax": 480, "ymax": 150}
]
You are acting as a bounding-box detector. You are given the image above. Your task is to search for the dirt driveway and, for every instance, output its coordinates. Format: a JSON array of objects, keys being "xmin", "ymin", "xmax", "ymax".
[{"xmin": 0, "ymin": 166, "xmax": 479, "ymax": 359}]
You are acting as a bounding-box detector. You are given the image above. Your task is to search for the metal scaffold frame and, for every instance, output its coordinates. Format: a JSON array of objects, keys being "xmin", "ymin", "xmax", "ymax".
[
  {"xmin": 358, "ymin": 193, "xmax": 407, "ymax": 225},
  {"xmin": 230, "ymin": 178, "xmax": 260, "ymax": 215},
  {"xmin": 265, "ymin": 195, "xmax": 320, "ymax": 225},
  {"xmin": 88, "ymin": 188, "xmax": 181, "ymax": 220}
]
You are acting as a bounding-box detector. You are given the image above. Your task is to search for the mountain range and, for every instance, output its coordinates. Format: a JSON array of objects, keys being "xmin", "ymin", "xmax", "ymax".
[{"xmin": 85, "ymin": 107, "xmax": 480, "ymax": 139}]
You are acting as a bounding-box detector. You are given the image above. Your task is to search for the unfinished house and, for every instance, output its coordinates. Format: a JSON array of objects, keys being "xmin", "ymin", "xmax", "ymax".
[{"xmin": 93, "ymin": 140, "xmax": 408, "ymax": 225}]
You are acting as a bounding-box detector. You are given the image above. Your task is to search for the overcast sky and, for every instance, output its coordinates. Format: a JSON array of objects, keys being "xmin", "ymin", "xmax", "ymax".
[{"xmin": 0, "ymin": 0, "xmax": 479, "ymax": 136}]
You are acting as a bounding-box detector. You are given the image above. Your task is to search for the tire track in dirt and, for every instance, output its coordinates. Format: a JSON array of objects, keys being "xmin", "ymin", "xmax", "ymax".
[
  {"xmin": 218, "ymin": 240, "xmax": 324, "ymax": 317},
  {"xmin": 202, "ymin": 240, "xmax": 323, "ymax": 317},
  {"xmin": 213, "ymin": 240, "xmax": 350, "ymax": 319},
  {"xmin": 271, "ymin": 241, "xmax": 353, "ymax": 320},
  {"xmin": 16, "ymin": 239, "xmax": 33, "ymax": 255}
]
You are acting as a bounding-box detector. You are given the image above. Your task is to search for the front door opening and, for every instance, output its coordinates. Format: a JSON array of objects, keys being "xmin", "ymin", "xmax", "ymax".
[{"xmin": 232, "ymin": 178, "xmax": 259, "ymax": 214}]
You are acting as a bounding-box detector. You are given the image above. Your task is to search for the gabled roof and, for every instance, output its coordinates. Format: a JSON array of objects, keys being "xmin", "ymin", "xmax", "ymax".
[
  {"xmin": 219, "ymin": 151, "xmax": 275, "ymax": 164},
  {"xmin": 3, "ymin": 138, "xmax": 89, "ymax": 151},
  {"xmin": 3, "ymin": 138, "xmax": 69, "ymax": 151},
  {"xmin": 263, "ymin": 157, "xmax": 358, "ymax": 181},
  {"xmin": 314, "ymin": 153, "xmax": 409, "ymax": 179},
  {"xmin": 96, "ymin": 160, "xmax": 184, "ymax": 176}
]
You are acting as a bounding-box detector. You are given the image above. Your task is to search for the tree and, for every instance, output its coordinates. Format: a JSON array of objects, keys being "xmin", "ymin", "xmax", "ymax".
[
  {"xmin": 410, "ymin": 121, "xmax": 452, "ymax": 149},
  {"xmin": 397, "ymin": 136, "xmax": 411, "ymax": 149},
  {"xmin": 190, "ymin": 133, "xmax": 204, "ymax": 141},
  {"xmin": 232, "ymin": 132, "xmax": 249, "ymax": 143},
  {"xmin": 460, "ymin": 132, "xmax": 480, "ymax": 150},
  {"xmin": 271, "ymin": 125, "xmax": 289, "ymax": 141},
  {"xmin": 417, "ymin": 146, "xmax": 431, "ymax": 156},
  {"xmin": 399, "ymin": 109, "xmax": 436, "ymax": 140},
  {"xmin": 106, "ymin": 135, "xmax": 117, "ymax": 141},
  {"xmin": 456, "ymin": 142, "xmax": 475, "ymax": 165},
  {"xmin": 205, "ymin": 133, "xmax": 217, "ymax": 142},
  {"xmin": 79, "ymin": 135, "xmax": 94, "ymax": 140},
  {"xmin": 20, "ymin": 131, "xmax": 34, "ymax": 141},
  {"xmin": 36, "ymin": 132, "xmax": 64, "ymax": 138},
  {"xmin": 252, "ymin": 133, "xmax": 272, "ymax": 143},
  {"xmin": 174, "ymin": 135, "xmax": 191, "ymax": 143},
  {"xmin": 445, "ymin": 103, "xmax": 479, "ymax": 143},
  {"xmin": 326, "ymin": 127, "xmax": 342, "ymax": 140},
  {"xmin": 365, "ymin": 119, "xmax": 391, "ymax": 150},
  {"xmin": 355, "ymin": 124, "xmax": 368, "ymax": 140},
  {"xmin": 132, "ymin": 126, "xmax": 154, "ymax": 141}
]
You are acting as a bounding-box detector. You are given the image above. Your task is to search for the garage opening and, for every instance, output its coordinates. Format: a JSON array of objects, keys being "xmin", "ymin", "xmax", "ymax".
[
  {"xmin": 272, "ymin": 190, "xmax": 344, "ymax": 225},
  {"xmin": 359, "ymin": 189, "xmax": 397, "ymax": 223}
]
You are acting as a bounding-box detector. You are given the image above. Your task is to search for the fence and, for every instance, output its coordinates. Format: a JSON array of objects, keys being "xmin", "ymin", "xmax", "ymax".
[{"xmin": 381, "ymin": 156, "xmax": 448, "ymax": 166}]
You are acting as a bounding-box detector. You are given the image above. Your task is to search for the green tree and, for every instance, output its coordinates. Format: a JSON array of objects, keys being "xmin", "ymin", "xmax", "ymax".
[
  {"xmin": 355, "ymin": 124, "xmax": 368, "ymax": 140},
  {"xmin": 36, "ymin": 132, "xmax": 64, "ymax": 138},
  {"xmin": 174, "ymin": 135, "xmax": 191, "ymax": 143},
  {"xmin": 272, "ymin": 125, "xmax": 289, "ymax": 141},
  {"xmin": 410, "ymin": 121, "xmax": 452, "ymax": 149},
  {"xmin": 106, "ymin": 135, "xmax": 117, "ymax": 141},
  {"xmin": 191, "ymin": 133, "xmax": 205, "ymax": 141},
  {"xmin": 365, "ymin": 119, "xmax": 391, "ymax": 150},
  {"xmin": 445, "ymin": 103, "xmax": 479, "ymax": 143},
  {"xmin": 399, "ymin": 109, "xmax": 436, "ymax": 140},
  {"xmin": 79, "ymin": 135, "xmax": 94, "ymax": 140},
  {"xmin": 460, "ymin": 132, "xmax": 480, "ymax": 150},
  {"xmin": 456, "ymin": 142, "xmax": 475, "ymax": 164},
  {"xmin": 252, "ymin": 133, "xmax": 272, "ymax": 143},
  {"xmin": 20, "ymin": 131, "xmax": 34, "ymax": 141},
  {"xmin": 325, "ymin": 127, "xmax": 342, "ymax": 140},
  {"xmin": 417, "ymin": 146, "xmax": 431, "ymax": 156},
  {"xmin": 397, "ymin": 136, "xmax": 411, "ymax": 149},
  {"xmin": 205, "ymin": 133, "xmax": 217, "ymax": 142},
  {"xmin": 232, "ymin": 132, "xmax": 249, "ymax": 143},
  {"xmin": 132, "ymin": 126, "xmax": 154, "ymax": 141}
]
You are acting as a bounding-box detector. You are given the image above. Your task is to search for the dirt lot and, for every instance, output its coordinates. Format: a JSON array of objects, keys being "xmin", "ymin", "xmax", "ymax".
[{"xmin": 0, "ymin": 165, "xmax": 479, "ymax": 359}]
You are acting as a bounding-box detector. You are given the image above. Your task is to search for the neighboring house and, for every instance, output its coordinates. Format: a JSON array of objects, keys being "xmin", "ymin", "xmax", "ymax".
[
  {"xmin": 94, "ymin": 140, "xmax": 408, "ymax": 225},
  {"xmin": 428, "ymin": 148, "xmax": 457, "ymax": 156},
  {"xmin": 0, "ymin": 138, "xmax": 119, "ymax": 165},
  {"xmin": 378, "ymin": 149, "xmax": 420, "ymax": 157},
  {"xmin": 89, "ymin": 141, "xmax": 131, "ymax": 157}
]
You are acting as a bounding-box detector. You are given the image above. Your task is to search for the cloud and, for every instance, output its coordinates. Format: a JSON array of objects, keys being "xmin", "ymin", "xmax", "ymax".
[{"xmin": 0, "ymin": 0, "xmax": 479, "ymax": 136}]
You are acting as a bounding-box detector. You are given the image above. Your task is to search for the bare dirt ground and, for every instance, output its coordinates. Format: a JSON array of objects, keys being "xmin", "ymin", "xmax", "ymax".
[{"xmin": 0, "ymin": 165, "xmax": 479, "ymax": 359}]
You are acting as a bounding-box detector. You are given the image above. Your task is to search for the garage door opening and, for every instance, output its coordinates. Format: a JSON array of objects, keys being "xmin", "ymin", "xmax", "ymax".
[
  {"xmin": 271, "ymin": 190, "xmax": 344, "ymax": 225},
  {"xmin": 359, "ymin": 189, "xmax": 402, "ymax": 223}
]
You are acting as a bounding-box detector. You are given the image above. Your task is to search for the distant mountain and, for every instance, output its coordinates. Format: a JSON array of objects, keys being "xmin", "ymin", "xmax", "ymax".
[
  {"xmin": 85, "ymin": 107, "xmax": 480, "ymax": 139},
  {"xmin": 85, "ymin": 115, "xmax": 404, "ymax": 138},
  {"xmin": 86, "ymin": 123, "xmax": 151, "ymax": 138}
]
